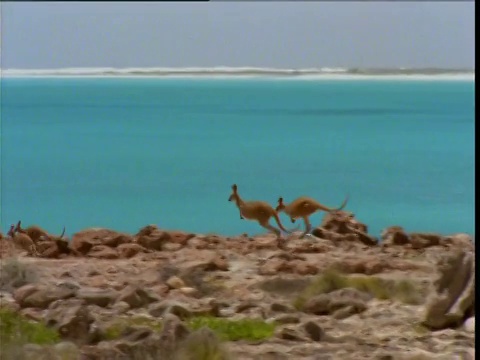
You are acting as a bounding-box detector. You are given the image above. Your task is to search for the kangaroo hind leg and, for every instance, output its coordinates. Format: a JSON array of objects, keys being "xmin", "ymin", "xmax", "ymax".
[
  {"xmin": 259, "ymin": 220, "xmax": 282, "ymax": 239},
  {"xmin": 300, "ymin": 216, "xmax": 312, "ymax": 239}
]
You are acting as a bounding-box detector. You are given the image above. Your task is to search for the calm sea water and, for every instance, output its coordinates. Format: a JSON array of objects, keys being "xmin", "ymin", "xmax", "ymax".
[{"xmin": 1, "ymin": 77, "xmax": 475, "ymax": 238}]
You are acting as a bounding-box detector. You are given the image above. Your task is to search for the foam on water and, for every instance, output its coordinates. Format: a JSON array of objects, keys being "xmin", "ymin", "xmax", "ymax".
[{"xmin": 1, "ymin": 67, "xmax": 475, "ymax": 81}]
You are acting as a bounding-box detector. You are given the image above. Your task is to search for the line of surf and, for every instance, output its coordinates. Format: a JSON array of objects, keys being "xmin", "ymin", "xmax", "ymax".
[{"xmin": 1, "ymin": 67, "xmax": 474, "ymax": 81}]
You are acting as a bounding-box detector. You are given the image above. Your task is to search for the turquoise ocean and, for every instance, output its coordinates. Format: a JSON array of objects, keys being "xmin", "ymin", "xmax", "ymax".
[{"xmin": 1, "ymin": 77, "xmax": 475, "ymax": 238}]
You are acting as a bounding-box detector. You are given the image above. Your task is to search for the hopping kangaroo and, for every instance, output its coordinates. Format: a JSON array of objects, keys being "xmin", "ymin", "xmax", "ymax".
[
  {"xmin": 228, "ymin": 184, "xmax": 294, "ymax": 239},
  {"xmin": 15, "ymin": 221, "xmax": 50, "ymax": 243},
  {"xmin": 8, "ymin": 224, "xmax": 39, "ymax": 256},
  {"xmin": 276, "ymin": 194, "xmax": 349, "ymax": 238}
]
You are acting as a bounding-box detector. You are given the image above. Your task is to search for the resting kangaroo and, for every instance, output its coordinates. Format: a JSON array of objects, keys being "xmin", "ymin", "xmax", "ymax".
[
  {"xmin": 228, "ymin": 184, "xmax": 296, "ymax": 240},
  {"xmin": 276, "ymin": 195, "xmax": 349, "ymax": 238}
]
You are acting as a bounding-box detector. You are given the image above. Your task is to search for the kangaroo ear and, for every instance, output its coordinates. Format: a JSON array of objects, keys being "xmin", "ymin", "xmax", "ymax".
[
  {"xmin": 232, "ymin": 184, "xmax": 238, "ymax": 191},
  {"xmin": 278, "ymin": 197, "xmax": 283, "ymax": 204}
]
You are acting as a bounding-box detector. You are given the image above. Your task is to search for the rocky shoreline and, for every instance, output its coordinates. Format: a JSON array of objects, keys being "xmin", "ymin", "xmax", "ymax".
[{"xmin": 0, "ymin": 211, "xmax": 475, "ymax": 360}]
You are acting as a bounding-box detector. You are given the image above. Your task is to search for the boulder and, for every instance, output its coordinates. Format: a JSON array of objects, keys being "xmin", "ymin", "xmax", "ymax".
[
  {"xmin": 117, "ymin": 243, "xmax": 146, "ymax": 258},
  {"xmin": 87, "ymin": 245, "xmax": 119, "ymax": 259},
  {"xmin": 166, "ymin": 276, "xmax": 186, "ymax": 290},
  {"xmin": 422, "ymin": 250, "xmax": 475, "ymax": 330},
  {"xmin": 463, "ymin": 316, "xmax": 475, "ymax": 332},
  {"xmin": 303, "ymin": 287, "xmax": 371, "ymax": 317},
  {"xmin": 14, "ymin": 284, "xmax": 77, "ymax": 309},
  {"xmin": 381, "ymin": 226, "xmax": 410, "ymax": 245},
  {"xmin": 164, "ymin": 231, "xmax": 196, "ymax": 247},
  {"xmin": 45, "ymin": 298, "xmax": 96, "ymax": 345},
  {"xmin": 321, "ymin": 211, "xmax": 368, "ymax": 235},
  {"xmin": 302, "ymin": 320, "xmax": 327, "ymax": 341},
  {"xmin": 275, "ymin": 326, "xmax": 309, "ymax": 341},
  {"xmin": 443, "ymin": 233, "xmax": 474, "ymax": 251},
  {"xmin": 148, "ymin": 300, "xmax": 192, "ymax": 319},
  {"xmin": 117, "ymin": 285, "xmax": 159, "ymax": 309},
  {"xmin": 71, "ymin": 228, "xmax": 128, "ymax": 254},
  {"xmin": 410, "ymin": 232, "xmax": 443, "ymax": 249},
  {"xmin": 77, "ymin": 287, "xmax": 118, "ymax": 307},
  {"xmin": 102, "ymin": 234, "xmax": 133, "ymax": 248},
  {"xmin": 312, "ymin": 211, "xmax": 377, "ymax": 246}
]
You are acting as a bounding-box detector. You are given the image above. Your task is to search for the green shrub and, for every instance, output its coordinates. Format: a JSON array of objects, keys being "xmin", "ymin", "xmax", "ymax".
[
  {"xmin": 0, "ymin": 308, "xmax": 60, "ymax": 346},
  {"xmin": 186, "ymin": 316, "xmax": 275, "ymax": 342},
  {"xmin": 103, "ymin": 315, "xmax": 163, "ymax": 340},
  {"xmin": 294, "ymin": 269, "xmax": 423, "ymax": 310}
]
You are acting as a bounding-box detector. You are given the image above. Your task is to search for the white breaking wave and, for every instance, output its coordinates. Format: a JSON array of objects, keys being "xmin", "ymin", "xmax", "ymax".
[{"xmin": 0, "ymin": 67, "xmax": 475, "ymax": 81}]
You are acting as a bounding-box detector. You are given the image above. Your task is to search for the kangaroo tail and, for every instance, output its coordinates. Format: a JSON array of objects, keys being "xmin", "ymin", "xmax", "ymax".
[
  {"xmin": 334, "ymin": 194, "xmax": 349, "ymax": 211},
  {"xmin": 315, "ymin": 194, "xmax": 350, "ymax": 212}
]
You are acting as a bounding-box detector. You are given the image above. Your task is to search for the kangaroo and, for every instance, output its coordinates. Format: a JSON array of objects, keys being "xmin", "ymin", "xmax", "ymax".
[
  {"xmin": 15, "ymin": 221, "xmax": 50, "ymax": 243},
  {"xmin": 276, "ymin": 195, "xmax": 349, "ymax": 239},
  {"xmin": 228, "ymin": 184, "xmax": 296, "ymax": 241},
  {"xmin": 8, "ymin": 224, "xmax": 39, "ymax": 256}
]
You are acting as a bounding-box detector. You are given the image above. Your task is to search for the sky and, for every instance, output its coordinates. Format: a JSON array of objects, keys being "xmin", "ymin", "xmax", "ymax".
[{"xmin": 1, "ymin": 2, "xmax": 475, "ymax": 69}]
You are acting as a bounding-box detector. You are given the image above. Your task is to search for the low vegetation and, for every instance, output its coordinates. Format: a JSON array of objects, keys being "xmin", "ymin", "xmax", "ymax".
[
  {"xmin": 104, "ymin": 314, "xmax": 275, "ymax": 343},
  {"xmin": 294, "ymin": 269, "xmax": 423, "ymax": 310},
  {"xmin": 103, "ymin": 315, "xmax": 163, "ymax": 340},
  {"xmin": 0, "ymin": 308, "xmax": 59, "ymax": 346},
  {"xmin": 0, "ymin": 308, "xmax": 61, "ymax": 359},
  {"xmin": 186, "ymin": 316, "xmax": 276, "ymax": 342}
]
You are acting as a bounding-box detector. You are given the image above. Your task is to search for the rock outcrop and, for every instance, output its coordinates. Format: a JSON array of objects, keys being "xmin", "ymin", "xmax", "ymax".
[
  {"xmin": 422, "ymin": 250, "xmax": 475, "ymax": 330},
  {"xmin": 0, "ymin": 221, "xmax": 475, "ymax": 360}
]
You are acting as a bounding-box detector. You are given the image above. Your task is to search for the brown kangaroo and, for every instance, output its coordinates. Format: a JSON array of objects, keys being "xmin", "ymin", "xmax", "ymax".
[
  {"xmin": 8, "ymin": 223, "xmax": 39, "ymax": 256},
  {"xmin": 276, "ymin": 195, "xmax": 349, "ymax": 238},
  {"xmin": 15, "ymin": 221, "xmax": 50, "ymax": 243},
  {"xmin": 228, "ymin": 184, "xmax": 296, "ymax": 240}
]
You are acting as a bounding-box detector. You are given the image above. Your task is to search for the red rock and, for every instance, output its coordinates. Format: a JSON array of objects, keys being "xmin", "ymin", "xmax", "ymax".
[
  {"xmin": 381, "ymin": 226, "xmax": 410, "ymax": 245},
  {"xmin": 207, "ymin": 256, "xmax": 229, "ymax": 271},
  {"xmin": 333, "ymin": 258, "xmax": 391, "ymax": 275},
  {"xmin": 258, "ymin": 259, "xmax": 289, "ymax": 275},
  {"xmin": 87, "ymin": 245, "xmax": 118, "ymax": 259},
  {"xmin": 71, "ymin": 228, "xmax": 131, "ymax": 255},
  {"xmin": 102, "ymin": 234, "xmax": 133, "ymax": 248},
  {"xmin": 162, "ymin": 243, "xmax": 183, "ymax": 252},
  {"xmin": 443, "ymin": 233, "xmax": 474, "ymax": 251},
  {"xmin": 289, "ymin": 260, "xmax": 319, "ymax": 275},
  {"xmin": 164, "ymin": 231, "xmax": 196, "ymax": 246},
  {"xmin": 136, "ymin": 232, "xmax": 169, "ymax": 251},
  {"xmin": 291, "ymin": 242, "xmax": 331, "ymax": 254},
  {"xmin": 187, "ymin": 237, "xmax": 209, "ymax": 249},
  {"xmin": 410, "ymin": 233, "xmax": 443, "ymax": 249},
  {"xmin": 117, "ymin": 243, "xmax": 145, "ymax": 258},
  {"xmin": 40, "ymin": 243, "xmax": 61, "ymax": 258}
]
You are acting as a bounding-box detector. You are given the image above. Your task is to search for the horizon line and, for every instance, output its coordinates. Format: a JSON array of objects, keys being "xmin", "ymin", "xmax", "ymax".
[{"xmin": 1, "ymin": 66, "xmax": 475, "ymax": 71}]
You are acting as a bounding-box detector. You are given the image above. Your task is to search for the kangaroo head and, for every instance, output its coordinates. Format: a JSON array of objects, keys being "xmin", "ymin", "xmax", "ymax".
[
  {"xmin": 276, "ymin": 197, "xmax": 286, "ymax": 212},
  {"xmin": 7, "ymin": 224, "xmax": 15, "ymax": 237},
  {"xmin": 228, "ymin": 184, "xmax": 238, "ymax": 202}
]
